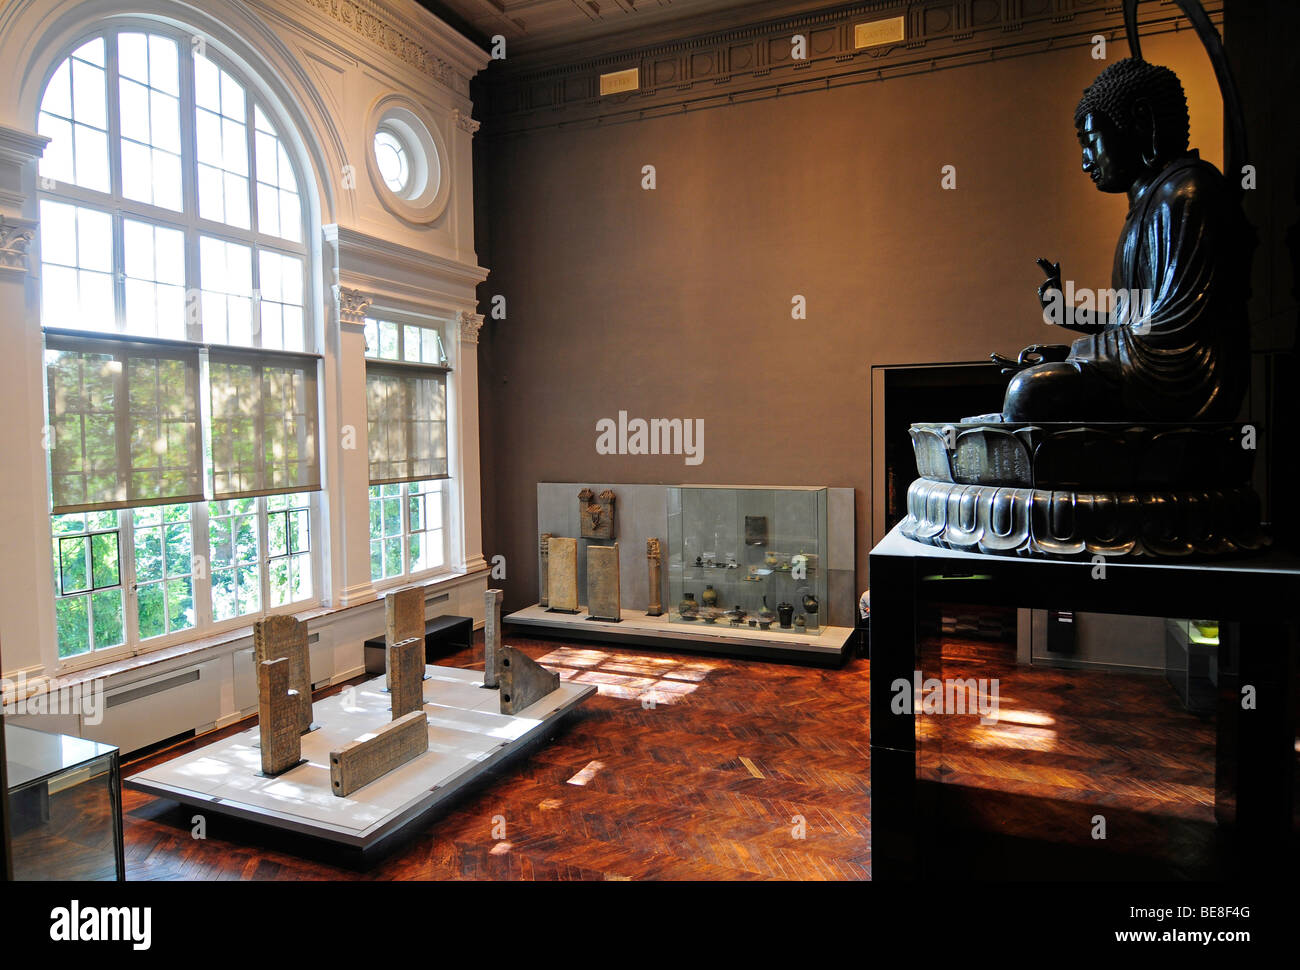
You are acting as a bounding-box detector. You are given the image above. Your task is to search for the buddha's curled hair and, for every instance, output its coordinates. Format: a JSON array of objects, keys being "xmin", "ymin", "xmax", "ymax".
[{"xmin": 1075, "ymin": 58, "xmax": 1190, "ymax": 157}]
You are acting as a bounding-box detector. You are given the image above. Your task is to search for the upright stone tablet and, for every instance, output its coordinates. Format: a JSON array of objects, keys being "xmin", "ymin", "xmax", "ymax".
[
  {"xmin": 646, "ymin": 537, "xmax": 663, "ymax": 616},
  {"xmin": 256, "ymin": 657, "xmax": 302, "ymax": 776},
  {"xmin": 547, "ymin": 536, "xmax": 578, "ymax": 613},
  {"xmin": 387, "ymin": 636, "xmax": 426, "ymax": 719},
  {"xmin": 538, "ymin": 533, "xmax": 553, "ymax": 607},
  {"xmin": 586, "ymin": 543, "xmax": 621, "ymax": 621},
  {"xmin": 385, "ymin": 587, "xmax": 424, "ymax": 690},
  {"xmin": 484, "ymin": 587, "xmax": 504, "ymax": 688},
  {"xmin": 254, "ymin": 615, "xmax": 313, "ymax": 734}
]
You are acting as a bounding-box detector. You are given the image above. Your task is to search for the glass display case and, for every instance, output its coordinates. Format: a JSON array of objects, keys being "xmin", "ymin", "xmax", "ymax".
[
  {"xmin": 668, "ymin": 486, "xmax": 828, "ymax": 635},
  {"xmin": 5, "ymin": 724, "xmax": 124, "ymax": 880}
]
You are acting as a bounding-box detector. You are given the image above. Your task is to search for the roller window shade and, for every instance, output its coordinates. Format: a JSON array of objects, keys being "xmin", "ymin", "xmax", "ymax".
[
  {"xmin": 45, "ymin": 331, "xmax": 205, "ymax": 514},
  {"xmin": 208, "ymin": 348, "xmax": 321, "ymax": 499},
  {"xmin": 366, "ymin": 362, "xmax": 448, "ymax": 486}
]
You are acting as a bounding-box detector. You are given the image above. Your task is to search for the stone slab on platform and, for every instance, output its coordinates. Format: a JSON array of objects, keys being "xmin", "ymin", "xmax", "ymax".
[{"xmin": 127, "ymin": 665, "xmax": 595, "ymax": 850}]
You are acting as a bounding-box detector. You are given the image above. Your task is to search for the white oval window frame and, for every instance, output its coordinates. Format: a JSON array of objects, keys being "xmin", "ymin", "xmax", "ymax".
[{"xmin": 365, "ymin": 95, "xmax": 451, "ymax": 224}]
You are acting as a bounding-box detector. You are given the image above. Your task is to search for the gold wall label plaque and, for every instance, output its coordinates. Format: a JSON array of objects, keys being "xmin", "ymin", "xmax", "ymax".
[
  {"xmin": 855, "ymin": 16, "xmax": 905, "ymax": 49},
  {"xmin": 600, "ymin": 68, "xmax": 640, "ymax": 95}
]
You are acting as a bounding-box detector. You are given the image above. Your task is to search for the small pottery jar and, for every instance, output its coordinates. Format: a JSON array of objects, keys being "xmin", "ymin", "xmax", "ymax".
[
  {"xmin": 794, "ymin": 614, "xmax": 806, "ymax": 629},
  {"xmin": 765, "ymin": 550, "xmax": 779, "ymax": 568},
  {"xmin": 802, "ymin": 593, "xmax": 819, "ymax": 615},
  {"xmin": 701, "ymin": 584, "xmax": 718, "ymax": 608},
  {"xmin": 777, "ymin": 602, "xmax": 794, "ymax": 628},
  {"xmin": 678, "ymin": 592, "xmax": 698, "ymax": 619},
  {"xmin": 758, "ymin": 595, "xmax": 776, "ymax": 624}
]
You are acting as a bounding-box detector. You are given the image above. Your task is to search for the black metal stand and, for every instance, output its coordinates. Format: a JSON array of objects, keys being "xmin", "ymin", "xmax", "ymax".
[{"xmin": 869, "ymin": 525, "xmax": 1300, "ymax": 880}]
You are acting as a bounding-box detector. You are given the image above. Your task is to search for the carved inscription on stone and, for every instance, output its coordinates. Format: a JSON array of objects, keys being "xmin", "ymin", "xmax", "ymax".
[
  {"xmin": 257, "ymin": 657, "xmax": 302, "ymax": 776},
  {"xmin": 484, "ymin": 588, "xmax": 504, "ymax": 688},
  {"xmin": 646, "ymin": 537, "xmax": 664, "ymax": 616},
  {"xmin": 586, "ymin": 543, "xmax": 621, "ymax": 621},
  {"xmin": 254, "ymin": 615, "xmax": 313, "ymax": 734},
  {"xmin": 538, "ymin": 532, "xmax": 553, "ymax": 607},
  {"xmin": 547, "ymin": 536, "xmax": 578, "ymax": 612},
  {"xmin": 385, "ymin": 587, "xmax": 425, "ymax": 690},
  {"xmin": 329, "ymin": 711, "xmax": 429, "ymax": 798},
  {"xmin": 387, "ymin": 637, "xmax": 426, "ymax": 720}
]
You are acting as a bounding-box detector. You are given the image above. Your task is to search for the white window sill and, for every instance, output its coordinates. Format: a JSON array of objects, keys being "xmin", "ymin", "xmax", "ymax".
[{"xmin": 6, "ymin": 564, "xmax": 487, "ymax": 703}]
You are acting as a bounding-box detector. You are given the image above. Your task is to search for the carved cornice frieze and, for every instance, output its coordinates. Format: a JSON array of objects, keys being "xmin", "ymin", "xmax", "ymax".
[
  {"xmin": 334, "ymin": 284, "xmax": 373, "ymax": 326},
  {"xmin": 303, "ymin": 0, "xmax": 470, "ymax": 94},
  {"xmin": 0, "ymin": 216, "xmax": 37, "ymax": 275},
  {"xmin": 458, "ymin": 309, "xmax": 484, "ymax": 344},
  {"xmin": 478, "ymin": 0, "xmax": 1224, "ymax": 135}
]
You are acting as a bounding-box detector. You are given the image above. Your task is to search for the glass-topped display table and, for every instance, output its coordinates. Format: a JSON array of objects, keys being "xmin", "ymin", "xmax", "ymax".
[{"xmin": 5, "ymin": 724, "xmax": 124, "ymax": 880}]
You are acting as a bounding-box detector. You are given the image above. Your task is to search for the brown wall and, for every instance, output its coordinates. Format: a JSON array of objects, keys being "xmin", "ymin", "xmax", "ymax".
[{"xmin": 475, "ymin": 32, "xmax": 1222, "ymax": 613}]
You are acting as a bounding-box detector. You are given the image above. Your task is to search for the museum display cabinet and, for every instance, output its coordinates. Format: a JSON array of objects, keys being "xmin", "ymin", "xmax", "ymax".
[
  {"xmin": 4, "ymin": 725, "xmax": 124, "ymax": 880},
  {"xmin": 668, "ymin": 486, "xmax": 828, "ymax": 636}
]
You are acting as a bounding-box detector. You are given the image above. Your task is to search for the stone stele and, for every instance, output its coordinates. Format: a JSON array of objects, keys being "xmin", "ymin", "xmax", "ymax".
[
  {"xmin": 498, "ymin": 645, "xmax": 560, "ymax": 715},
  {"xmin": 586, "ymin": 542, "xmax": 621, "ymax": 621},
  {"xmin": 547, "ymin": 536, "xmax": 578, "ymax": 612},
  {"xmin": 329, "ymin": 711, "xmax": 429, "ymax": 798},
  {"xmin": 256, "ymin": 656, "xmax": 302, "ymax": 776},
  {"xmin": 385, "ymin": 586, "xmax": 425, "ymax": 690},
  {"xmin": 538, "ymin": 532, "xmax": 552, "ymax": 607},
  {"xmin": 646, "ymin": 537, "xmax": 663, "ymax": 616},
  {"xmin": 387, "ymin": 636, "xmax": 426, "ymax": 720},
  {"xmin": 484, "ymin": 587, "xmax": 504, "ymax": 688},
  {"xmin": 254, "ymin": 614, "xmax": 313, "ymax": 734}
]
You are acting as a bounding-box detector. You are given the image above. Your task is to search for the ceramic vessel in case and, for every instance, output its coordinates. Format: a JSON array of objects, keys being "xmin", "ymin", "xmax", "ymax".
[{"xmin": 678, "ymin": 592, "xmax": 698, "ymax": 619}]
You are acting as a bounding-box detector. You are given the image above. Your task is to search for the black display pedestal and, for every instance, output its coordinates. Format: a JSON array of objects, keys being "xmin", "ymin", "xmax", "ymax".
[{"xmin": 869, "ymin": 525, "xmax": 1299, "ymax": 880}]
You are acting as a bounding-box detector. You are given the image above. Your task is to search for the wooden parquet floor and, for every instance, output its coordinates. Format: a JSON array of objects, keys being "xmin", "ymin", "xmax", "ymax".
[{"xmin": 98, "ymin": 631, "xmax": 1217, "ymax": 880}]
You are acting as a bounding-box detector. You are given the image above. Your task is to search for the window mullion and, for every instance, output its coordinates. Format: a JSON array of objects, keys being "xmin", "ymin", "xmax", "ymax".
[
  {"xmin": 258, "ymin": 496, "xmax": 270, "ymax": 614},
  {"xmin": 402, "ymin": 482, "xmax": 412, "ymax": 576},
  {"xmin": 192, "ymin": 501, "xmax": 213, "ymax": 627},
  {"xmin": 121, "ymin": 509, "xmax": 140, "ymax": 650},
  {"xmin": 179, "ymin": 30, "xmax": 203, "ymax": 343}
]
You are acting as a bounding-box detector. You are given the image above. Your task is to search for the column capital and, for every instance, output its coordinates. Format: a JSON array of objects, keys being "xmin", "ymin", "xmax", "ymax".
[
  {"xmin": 0, "ymin": 216, "xmax": 38, "ymax": 277},
  {"xmin": 457, "ymin": 309, "xmax": 484, "ymax": 344},
  {"xmin": 333, "ymin": 285, "xmax": 372, "ymax": 327},
  {"xmin": 452, "ymin": 109, "xmax": 481, "ymax": 135}
]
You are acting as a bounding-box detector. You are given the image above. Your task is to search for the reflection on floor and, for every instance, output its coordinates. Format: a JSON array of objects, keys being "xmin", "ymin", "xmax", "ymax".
[
  {"xmin": 52, "ymin": 629, "xmax": 1221, "ymax": 880},
  {"xmin": 917, "ymin": 637, "xmax": 1219, "ymax": 878}
]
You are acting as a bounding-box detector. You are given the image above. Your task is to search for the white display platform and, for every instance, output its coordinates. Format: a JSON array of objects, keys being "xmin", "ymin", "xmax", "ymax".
[
  {"xmin": 505, "ymin": 604, "xmax": 853, "ymax": 664},
  {"xmin": 127, "ymin": 665, "xmax": 595, "ymax": 850}
]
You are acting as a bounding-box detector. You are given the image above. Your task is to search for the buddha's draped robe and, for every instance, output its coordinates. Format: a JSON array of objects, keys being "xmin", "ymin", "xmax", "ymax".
[{"xmin": 1068, "ymin": 150, "xmax": 1250, "ymax": 421}]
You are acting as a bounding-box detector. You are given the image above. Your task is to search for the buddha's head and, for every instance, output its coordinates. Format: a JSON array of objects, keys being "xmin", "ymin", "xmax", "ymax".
[{"xmin": 1074, "ymin": 58, "xmax": 1190, "ymax": 193}]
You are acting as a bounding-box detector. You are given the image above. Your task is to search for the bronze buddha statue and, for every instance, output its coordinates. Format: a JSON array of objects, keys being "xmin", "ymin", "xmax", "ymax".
[
  {"xmin": 898, "ymin": 1, "xmax": 1267, "ymax": 559},
  {"xmin": 996, "ymin": 57, "xmax": 1253, "ymax": 423}
]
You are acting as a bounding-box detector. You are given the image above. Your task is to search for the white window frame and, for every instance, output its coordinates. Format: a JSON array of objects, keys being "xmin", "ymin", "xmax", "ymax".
[
  {"xmin": 51, "ymin": 494, "xmax": 321, "ymax": 672},
  {"xmin": 363, "ymin": 309, "xmax": 455, "ymax": 589},
  {"xmin": 36, "ymin": 23, "xmax": 324, "ymax": 673}
]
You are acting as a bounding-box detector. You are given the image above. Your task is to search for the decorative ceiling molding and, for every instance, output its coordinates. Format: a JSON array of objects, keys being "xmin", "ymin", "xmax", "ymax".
[
  {"xmin": 303, "ymin": 0, "xmax": 486, "ymax": 95},
  {"xmin": 475, "ymin": 0, "xmax": 1225, "ymax": 136}
]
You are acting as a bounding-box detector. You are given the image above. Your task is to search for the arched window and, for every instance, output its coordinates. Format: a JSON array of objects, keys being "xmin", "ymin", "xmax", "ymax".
[
  {"xmin": 37, "ymin": 27, "xmax": 321, "ymax": 666},
  {"xmin": 37, "ymin": 30, "xmax": 308, "ymax": 348}
]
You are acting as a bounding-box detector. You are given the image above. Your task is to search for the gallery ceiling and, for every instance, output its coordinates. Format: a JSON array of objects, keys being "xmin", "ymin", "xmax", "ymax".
[{"xmin": 416, "ymin": 0, "xmax": 861, "ymax": 58}]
